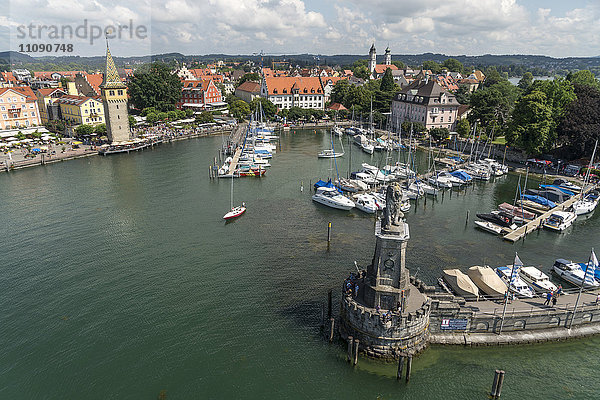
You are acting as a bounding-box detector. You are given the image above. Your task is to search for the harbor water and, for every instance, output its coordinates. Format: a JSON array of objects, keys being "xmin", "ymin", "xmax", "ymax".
[{"xmin": 1, "ymin": 129, "xmax": 599, "ymax": 399}]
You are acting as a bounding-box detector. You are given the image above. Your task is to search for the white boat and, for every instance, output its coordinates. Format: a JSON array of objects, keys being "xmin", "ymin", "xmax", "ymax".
[
  {"xmin": 543, "ymin": 211, "xmax": 577, "ymax": 231},
  {"xmin": 223, "ymin": 175, "xmax": 246, "ymax": 220},
  {"xmin": 353, "ymin": 194, "xmax": 378, "ymax": 214},
  {"xmin": 436, "ymin": 171, "xmax": 464, "ymax": 187},
  {"xmin": 312, "ymin": 187, "xmax": 355, "ymax": 210},
  {"xmin": 370, "ymin": 192, "xmax": 386, "ymax": 211},
  {"xmin": 318, "ymin": 148, "xmax": 344, "ymax": 158},
  {"xmin": 467, "ymin": 266, "xmax": 507, "ymax": 297},
  {"xmin": 519, "ymin": 266, "xmax": 558, "ymax": 293},
  {"xmin": 406, "ymin": 182, "xmax": 425, "ymax": 198},
  {"xmin": 332, "ymin": 126, "xmax": 344, "ymax": 137},
  {"xmin": 415, "ymin": 180, "xmax": 439, "ymax": 196},
  {"xmin": 361, "ymin": 142, "xmax": 374, "ymax": 154},
  {"xmin": 572, "ymin": 197, "xmax": 598, "ymax": 215},
  {"xmin": 553, "ymin": 178, "xmax": 582, "ymax": 192},
  {"xmin": 428, "ymin": 175, "xmax": 454, "ymax": 189},
  {"xmin": 552, "ymin": 258, "xmax": 600, "ymax": 289},
  {"xmin": 474, "ymin": 220, "xmax": 504, "ymax": 235},
  {"xmin": 495, "ymin": 265, "xmax": 535, "ymax": 298}
]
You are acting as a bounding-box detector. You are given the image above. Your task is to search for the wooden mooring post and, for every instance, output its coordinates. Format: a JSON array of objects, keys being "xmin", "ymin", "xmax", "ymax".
[
  {"xmin": 353, "ymin": 339, "xmax": 359, "ymax": 366},
  {"xmin": 397, "ymin": 354, "xmax": 405, "ymax": 380},
  {"xmin": 490, "ymin": 369, "xmax": 505, "ymax": 399},
  {"xmin": 405, "ymin": 356, "xmax": 412, "ymax": 383},
  {"xmin": 347, "ymin": 336, "xmax": 353, "ymax": 362},
  {"xmin": 329, "ymin": 318, "xmax": 335, "ymax": 343},
  {"xmin": 327, "ymin": 290, "xmax": 333, "ymax": 319}
]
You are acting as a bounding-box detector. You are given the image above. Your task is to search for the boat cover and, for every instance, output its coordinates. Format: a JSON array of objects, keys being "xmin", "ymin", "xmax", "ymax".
[
  {"xmin": 443, "ymin": 269, "xmax": 479, "ymax": 299},
  {"xmin": 314, "ymin": 179, "xmax": 338, "ymax": 191},
  {"xmin": 522, "ymin": 194, "xmax": 556, "ymax": 208},
  {"xmin": 467, "ymin": 266, "xmax": 507, "ymax": 297},
  {"xmin": 540, "ymin": 184, "xmax": 575, "ymax": 196},
  {"xmin": 450, "ymin": 170, "xmax": 472, "ymax": 181}
]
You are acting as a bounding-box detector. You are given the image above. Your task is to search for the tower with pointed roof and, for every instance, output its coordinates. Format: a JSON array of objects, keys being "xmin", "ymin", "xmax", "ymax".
[
  {"xmin": 100, "ymin": 40, "xmax": 130, "ymax": 143},
  {"xmin": 384, "ymin": 46, "xmax": 391, "ymax": 66},
  {"xmin": 368, "ymin": 43, "xmax": 377, "ymax": 75}
]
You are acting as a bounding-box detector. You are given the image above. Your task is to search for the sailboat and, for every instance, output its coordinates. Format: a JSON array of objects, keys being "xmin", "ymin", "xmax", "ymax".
[
  {"xmin": 223, "ymin": 175, "xmax": 246, "ymax": 220},
  {"xmin": 318, "ymin": 129, "xmax": 345, "ymax": 158},
  {"xmin": 572, "ymin": 140, "xmax": 599, "ymax": 215}
]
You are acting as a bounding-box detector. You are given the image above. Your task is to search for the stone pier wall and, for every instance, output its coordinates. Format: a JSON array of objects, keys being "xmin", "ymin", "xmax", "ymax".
[{"xmin": 338, "ymin": 295, "xmax": 431, "ymax": 359}]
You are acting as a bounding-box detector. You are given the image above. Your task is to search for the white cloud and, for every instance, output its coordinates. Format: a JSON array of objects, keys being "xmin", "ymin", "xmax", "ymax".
[{"xmin": 3, "ymin": 0, "xmax": 600, "ymax": 57}]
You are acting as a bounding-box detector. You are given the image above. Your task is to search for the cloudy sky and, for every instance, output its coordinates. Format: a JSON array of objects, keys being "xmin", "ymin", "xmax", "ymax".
[{"xmin": 2, "ymin": 0, "xmax": 600, "ymax": 58}]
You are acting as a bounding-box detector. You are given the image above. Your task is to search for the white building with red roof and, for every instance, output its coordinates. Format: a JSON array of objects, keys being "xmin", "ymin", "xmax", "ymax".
[{"xmin": 260, "ymin": 76, "xmax": 325, "ymax": 110}]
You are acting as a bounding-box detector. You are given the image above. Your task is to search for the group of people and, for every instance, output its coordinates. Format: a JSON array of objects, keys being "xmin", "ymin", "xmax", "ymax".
[
  {"xmin": 344, "ymin": 273, "xmax": 360, "ymax": 299},
  {"xmin": 543, "ymin": 285, "xmax": 563, "ymax": 307},
  {"xmin": 133, "ymin": 122, "xmax": 231, "ymax": 140}
]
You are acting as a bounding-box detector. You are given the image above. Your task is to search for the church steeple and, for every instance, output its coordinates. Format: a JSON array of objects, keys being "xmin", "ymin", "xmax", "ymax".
[
  {"xmin": 368, "ymin": 43, "xmax": 377, "ymax": 76},
  {"xmin": 101, "ymin": 41, "xmax": 126, "ymax": 89},
  {"xmin": 384, "ymin": 45, "xmax": 391, "ymax": 66}
]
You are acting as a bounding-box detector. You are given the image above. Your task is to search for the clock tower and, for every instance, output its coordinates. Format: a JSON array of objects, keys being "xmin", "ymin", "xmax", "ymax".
[{"xmin": 100, "ymin": 40, "xmax": 130, "ymax": 143}]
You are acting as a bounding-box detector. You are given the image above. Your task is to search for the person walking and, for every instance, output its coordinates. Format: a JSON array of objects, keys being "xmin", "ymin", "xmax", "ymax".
[
  {"xmin": 544, "ymin": 291, "xmax": 552, "ymax": 306},
  {"xmin": 552, "ymin": 294, "xmax": 557, "ymax": 307}
]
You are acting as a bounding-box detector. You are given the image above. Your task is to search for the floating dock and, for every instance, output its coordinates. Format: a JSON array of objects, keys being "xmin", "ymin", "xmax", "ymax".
[{"xmin": 502, "ymin": 194, "xmax": 582, "ymax": 242}]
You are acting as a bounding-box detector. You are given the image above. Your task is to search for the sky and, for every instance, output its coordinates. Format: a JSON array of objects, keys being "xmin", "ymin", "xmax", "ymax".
[{"xmin": 1, "ymin": 0, "xmax": 600, "ymax": 58}]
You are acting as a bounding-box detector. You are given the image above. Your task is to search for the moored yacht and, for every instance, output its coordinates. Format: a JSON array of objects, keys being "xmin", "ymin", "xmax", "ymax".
[
  {"xmin": 495, "ymin": 265, "xmax": 535, "ymax": 298},
  {"xmin": 552, "ymin": 258, "xmax": 600, "ymax": 289},
  {"xmin": 519, "ymin": 266, "xmax": 558, "ymax": 294},
  {"xmin": 312, "ymin": 187, "xmax": 355, "ymax": 210},
  {"xmin": 353, "ymin": 193, "xmax": 378, "ymax": 214},
  {"xmin": 543, "ymin": 211, "xmax": 577, "ymax": 231}
]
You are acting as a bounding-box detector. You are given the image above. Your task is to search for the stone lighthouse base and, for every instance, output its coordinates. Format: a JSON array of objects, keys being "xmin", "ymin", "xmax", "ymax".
[{"xmin": 339, "ymin": 282, "xmax": 431, "ymax": 360}]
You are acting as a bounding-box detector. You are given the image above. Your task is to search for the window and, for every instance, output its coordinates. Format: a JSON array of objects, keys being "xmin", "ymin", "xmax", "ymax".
[
  {"xmin": 2, "ymin": 114, "xmax": 6, "ymax": 119},
  {"xmin": 1, "ymin": 106, "xmax": 4, "ymax": 111},
  {"xmin": 109, "ymin": 90, "xmax": 115, "ymax": 96},
  {"xmin": 116, "ymin": 105, "xmax": 119, "ymax": 109},
  {"xmin": 118, "ymin": 90, "xmax": 123, "ymax": 95},
  {"xmin": 31, "ymin": 112, "xmax": 35, "ymax": 116}
]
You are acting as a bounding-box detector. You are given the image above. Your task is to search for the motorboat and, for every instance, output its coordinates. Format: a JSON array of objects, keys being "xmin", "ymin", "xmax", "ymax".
[
  {"xmin": 332, "ymin": 126, "xmax": 344, "ymax": 137},
  {"xmin": 318, "ymin": 148, "xmax": 344, "ymax": 158},
  {"xmin": 519, "ymin": 266, "xmax": 558, "ymax": 294},
  {"xmin": 450, "ymin": 170, "xmax": 473, "ymax": 184},
  {"xmin": 350, "ymin": 171, "xmax": 378, "ymax": 186},
  {"xmin": 415, "ymin": 179, "xmax": 439, "ymax": 196},
  {"xmin": 474, "ymin": 220, "xmax": 504, "ymax": 235},
  {"xmin": 498, "ymin": 202, "xmax": 536, "ymax": 220},
  {"xmin": 539, "ymin": 184, "xmax": 575, "ymax": 197},
  {"xmin": 552, "ymin": 258, "xmax": 600, "ymax": 289},
  {"xmin": 335, "ymin": 178, "xmax": 368, "ymax": 193},
  {"xmin": 370, "ymin": 192, "xmax": 386, "ymax": 211},
  {"xmin": 436, "ymin": 171, "xmax": 464, "ymax": 187},
  {"xmin": 428, "ymin": 175, "xmax": 454, "ymax": 189},
  {"xmin": 442, "ymin": 269, "xmax": 480, "ymax": 299},
  {"xmin": 476, "ymin": 212, "xmax": 517, "ymax": 230},
  {"xmin": 553, "ymin": 178, "xmax": 582, "ymax": 192},
  {"xmin": 544, "ymin": 211, "xmax": 577, "ymax": 231},
  {"xmin": 314, "ymin": 179, "xmax": 338, "ymax": 191},
  {"xmin": 522, "ymin": 194, "xmax": 556, "ymax": 209},
  {"xmin": 312, "ymin": 187, "xmax": 355, "ymax": 210},
  {"xmin": 361, "ymin": 141, "xmax": 375, "ymax": 154},
  {"xmin": 495, "ymin": 265, "xmax": 535, "ymax": 298},
  {"xmin": 467, "ymin": 266, "xmax": 507, "ymax": 297},
  {"xmin": 353, "ymin": 193, "xmax": 379, "ymax": 214}
]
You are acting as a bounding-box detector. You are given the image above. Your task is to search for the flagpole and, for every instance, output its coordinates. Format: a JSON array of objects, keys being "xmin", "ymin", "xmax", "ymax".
[
  {"xmin": 498, "ymin": 252, "xmax": 521, "ymax": 334},
  {"xmin": 569, "ymin": 249, "xmax": 595, "ymax": 329}
]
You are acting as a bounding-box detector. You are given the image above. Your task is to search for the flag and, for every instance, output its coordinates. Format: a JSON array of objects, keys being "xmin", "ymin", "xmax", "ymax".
[
  {"xmin": 584, "ymin": 249, "xmax": 598, "ymax": 286},
  {"xmin": 510, "ymin": 253, "xmax": 523, "ymax": 288}
]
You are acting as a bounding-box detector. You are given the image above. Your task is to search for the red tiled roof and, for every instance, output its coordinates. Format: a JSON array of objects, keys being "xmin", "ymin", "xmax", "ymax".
[
  {"xmin": 264, "ymin": 77, "xmax": 323, "ymax": 95},
  {"xmin": 328, "ymin": 103, "xmax": 347, "ymax": 111},
  {"xmin": 36, "ymin": 88, "xmax": 67, "ymax": 97},
  {"xmin": 54, "ymin": 94, "xmax": 100, "ymax": 106},
  {"xmin": 236, "ymin": 81, "xmax": 261, "ymax": 93},
  {"xmin": 2, "ymin": 86, "xmax": 37, "ymax": 101},
  {"xmin": 374, "ymin": 64, "xmax": 398, "ymax": 74}
]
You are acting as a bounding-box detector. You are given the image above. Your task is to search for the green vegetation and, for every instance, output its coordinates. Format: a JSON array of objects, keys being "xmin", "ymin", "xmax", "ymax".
[
  {"xmin": 128, "ymin": 62, "xmax": 183, "ymax": 111},
  {"xmin": 74, "ymin": 124, "xmax": 94, "ymax": 136}
]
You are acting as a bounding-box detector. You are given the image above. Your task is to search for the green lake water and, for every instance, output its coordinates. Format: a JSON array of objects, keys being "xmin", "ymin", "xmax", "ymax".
[{"xmin": 1, "ymin": 129, "xmax": 599, "ymax": 399}]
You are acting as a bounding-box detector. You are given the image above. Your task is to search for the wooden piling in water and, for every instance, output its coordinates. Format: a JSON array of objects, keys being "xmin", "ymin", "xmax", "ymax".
[
  {"xmin": 495, "ymin": 370, "xmax": 505, "ymax": 398},
  {"xmin": 397, "ymin": 354, "xmax": 405, "ymax": 380},
  {"xmin": 329, "ymin": 318, "xmax": 335, "ymax": 342},
  {"xmin": 491, "ymin": 369, "xmax": 500, "ymax": 398},
  {"xmin": 347, "ymin": 336, "xmax": 353, "ymax": 362},
  {"xmin": 353, "ymin": 339, "xmax": 359, "ymax": 365},
  {"xmin": 405, "ymin": 356, "xmax": 412, "ymax": 383},
  {"xmin": 327, "ymin": 290, "xmax": 333, "ymax": 319}
]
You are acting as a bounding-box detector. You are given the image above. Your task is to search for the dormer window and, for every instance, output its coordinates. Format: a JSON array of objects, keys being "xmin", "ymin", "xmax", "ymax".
[
  {"xmin": 311, "ymin": 88, "xmax": 315, "ymax": 93},
  {"xmin": 273, "ymin": 88, "xmax": 277, "ymax": 94},
  {"xmin": 283, "ymin": 88, "xmax": 287, "ymax": 93},
  {"xmin": 303, "ymin": 88, "xmax": 307, "ymax": 93}
]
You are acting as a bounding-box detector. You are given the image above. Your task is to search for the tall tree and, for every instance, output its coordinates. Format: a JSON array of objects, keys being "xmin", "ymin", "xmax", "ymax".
[
  {"xmin": 380, "ymin": 68, "xmax": 395, "ymax": 92},
  {"xmin": 250, "ymin": 97, "xmax": 277, "ymax": 120},
  {"xmin": 237, "ymin": 72, "xmax": 261, "ymax": 86},
  {"xmin": 518, "ymin": 72, "xmax": 534, "ymax": 90},
  {"xmin": 558, "ymin": 84, "xmax": 600, "ymax": 159},
  {"xmin": 331, "ymin": 80, "xmax": 351, "ymax": 105},
  {"xmin": 468, "ymin": 80, "xmax": 519, "ymax": 133},
  {"xmin": 422, "ymin": 60, "xmax": 441, "ymax": 74},
  {"xmin": 567, "ymin": 70, "xmax": 600, "ymax": 89},
  {"xmin": 442, "ymin": 58, "xmax": 463, "ymax": 73},
  {"xmin": 128, "ymin": 62, "xmax": 182, "ymax": 111},
  {"xmin": 507, "ymin": 90, "xmax": 553, "ymax": 155}
]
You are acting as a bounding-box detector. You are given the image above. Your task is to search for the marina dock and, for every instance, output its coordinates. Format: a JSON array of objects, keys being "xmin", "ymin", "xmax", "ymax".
[{"xmin": 503, "ymin": 192, "xmax": 585, "ymax": 242}]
